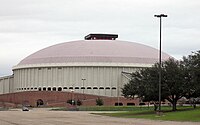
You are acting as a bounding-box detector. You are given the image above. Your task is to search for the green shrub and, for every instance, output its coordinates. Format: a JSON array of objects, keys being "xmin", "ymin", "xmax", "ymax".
[
  {"xmin": 77, "ymin": 99, "xmax": 82, "ymax": 106},
  {"xmin": 96, "ymin": 97, "xmax": 104, "ymax": 106}
]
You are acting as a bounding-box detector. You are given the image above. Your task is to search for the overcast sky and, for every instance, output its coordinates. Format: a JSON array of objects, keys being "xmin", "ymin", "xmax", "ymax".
[{"xmin": 0, "ymin": 0, "xmax": 200, "ymax": 76}]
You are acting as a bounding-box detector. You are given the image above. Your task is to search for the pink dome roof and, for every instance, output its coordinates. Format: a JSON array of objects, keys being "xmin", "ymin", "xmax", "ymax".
[{"xmin": 18, "ymin": 40, "xmax": 171, "ymax": 65}]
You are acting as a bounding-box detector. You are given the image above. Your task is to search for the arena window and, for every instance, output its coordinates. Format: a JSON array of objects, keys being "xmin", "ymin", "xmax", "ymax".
[
  {"xmin": 75, "ymin": 87, "xmax": 79, "ymax": 89},
  {"xmin": 63, "ymin": 87, "xmax": 67, "ymax": 89},
  {"xmin": 81, "ymin": 87, "xmax": 85, "ymax": 89},
  {"xmin": 115, "ymin": 102, "xmax": 123, "ymax": 106},
  {"xmin": 69, "ymin": 87, "xmax": 73, "ymax": 89},
  {"xmin": 38, "ymin": 68, "xmax": 41, "ymax": 70},
  {"xmin": 52, "ymin": 87, "xmax": 56, "ymax": 91},
  {"xmin": 31, "ymin": 88, "xmax": 33, "ymax": 90},
  {"xmin": 127, "ymin": 103, "xmax": 135, "ymax": 106},
  {"xmin": 48, "ymin": 87, "xmax": 51, "ymax": 91},
  {"xmin": 112, "ymin": 87, "xmax": 116, "ymax": 90},
  {"xmin": 38, "ymin": 88, "xmax": 42, "ymax": 91},
  {"xmin": 34, "ymin": 87, "xmax": 37, "ymax": 90},
  {"xmin": 139, "ymin": 102, "xmax": 146, "ymax": 106},
  {"xmin": 105, "ymin": 87, "xmax": 110, "ymax": 90},
  {"xmin": 43, "ymin": 87, "xmax": 46, "ymax": 91},
  {"xmin": 93, "ymin": 87, "xmax": 98, "ymax": 89},
  {"xmin": 150, "ymin": 102, "xmax": 154, "ymax": 105},
  {"xmin": 58, "ymin": 87, "xmax": 62, "ymax": 91},
  {"xmin": 99, "ymin": 87, "xmax": 104, "ymax": 89},
  {"xmin": 27, "ymin": 88, "xmax": 29, "ymax": 90},
  {"xmin": 87, "ymin": 87, "xmax": 92, "ymax": 89},
  {"xmin": 24, "ymin": 88, "xmax": 26, "ymax": 90}
]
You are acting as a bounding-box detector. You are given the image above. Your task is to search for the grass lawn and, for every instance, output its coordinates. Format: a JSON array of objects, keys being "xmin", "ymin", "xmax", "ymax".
[
  {"xmin": 52, "ymin": 106, "xmax": 200, "ymax": 122},
  {"xmin": 94, "ymin": 107, "xmax": 200, "ymax": 122},
  {"xmin": 78, "ymin": 106, "xmax": 155, "ymax": 111},
  {"xmin": 52, "ymin": 105, "xmax": 156, "ymax": 111}
]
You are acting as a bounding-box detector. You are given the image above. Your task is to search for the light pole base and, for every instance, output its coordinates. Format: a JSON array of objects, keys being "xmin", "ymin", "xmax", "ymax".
[
  {"xmin": 67, "ymin": 105, "xmax": 79, "ymax": 111},
  {"xmin": 156, "ymin": 111, "xmax": 163, "ymax": 116}
]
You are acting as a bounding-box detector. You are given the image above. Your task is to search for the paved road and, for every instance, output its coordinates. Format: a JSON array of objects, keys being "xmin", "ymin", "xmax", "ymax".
[{"xmin": 0, "ymin": 108, "xmax": 199, "ymax": 125}]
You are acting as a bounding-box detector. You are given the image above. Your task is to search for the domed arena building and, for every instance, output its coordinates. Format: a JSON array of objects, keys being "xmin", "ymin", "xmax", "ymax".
[{"xmin": 0, "ymin": 34, "xmax": 170, "ymax": 107}]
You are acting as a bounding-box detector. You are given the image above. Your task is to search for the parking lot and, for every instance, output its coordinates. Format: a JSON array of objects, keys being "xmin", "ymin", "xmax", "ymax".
[{"xmin": 0, "ymin": 108, "xmax": 199, "ymax": 125}]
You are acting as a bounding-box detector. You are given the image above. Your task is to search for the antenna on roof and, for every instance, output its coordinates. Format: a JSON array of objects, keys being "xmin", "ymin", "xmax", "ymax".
[{"xmin": 85, "ymin": 33, "xmax": 118, "ymax": 40}]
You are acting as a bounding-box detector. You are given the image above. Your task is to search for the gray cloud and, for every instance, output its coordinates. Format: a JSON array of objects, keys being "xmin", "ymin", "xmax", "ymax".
[{"xmin": 0, "ymin": 0, "xmax": 200, "ymax": 75}]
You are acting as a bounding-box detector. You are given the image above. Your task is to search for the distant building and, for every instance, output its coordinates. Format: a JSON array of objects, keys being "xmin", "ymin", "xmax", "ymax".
[{"xmin": 0, "ymin": 34, "xmax": 170, "ymax": 107}]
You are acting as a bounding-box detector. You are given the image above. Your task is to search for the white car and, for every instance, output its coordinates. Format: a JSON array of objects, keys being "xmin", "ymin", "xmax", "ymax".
[{"xmin": 22, "ymin": 106, "xmax": 29, "ymax": 111}]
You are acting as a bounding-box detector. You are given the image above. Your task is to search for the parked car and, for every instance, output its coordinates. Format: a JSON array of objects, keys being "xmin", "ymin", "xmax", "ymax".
[{"xmin": 22, "ymin": 106, "xmax": 29, "ymax": 111}]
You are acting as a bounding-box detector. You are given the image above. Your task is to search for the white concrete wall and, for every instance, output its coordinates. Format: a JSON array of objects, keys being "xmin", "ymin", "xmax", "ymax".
[
  {"xmin": 0, "ymin": 75, "xmax": 14, "ymax": 94},
  {"xmin": 13, "ymin": 66, "xmax": 139, "ymax": 97}
]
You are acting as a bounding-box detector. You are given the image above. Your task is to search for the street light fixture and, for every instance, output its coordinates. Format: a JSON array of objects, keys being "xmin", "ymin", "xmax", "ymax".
[{"xmin": 154, "ymin": 14, "xmax": 167, "ymax": 112}]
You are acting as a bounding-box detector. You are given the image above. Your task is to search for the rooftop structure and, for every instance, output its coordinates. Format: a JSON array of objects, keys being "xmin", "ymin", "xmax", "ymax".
[{"xmin": 84, "ymin": 33, "xmax": 118, "ymax": 40}]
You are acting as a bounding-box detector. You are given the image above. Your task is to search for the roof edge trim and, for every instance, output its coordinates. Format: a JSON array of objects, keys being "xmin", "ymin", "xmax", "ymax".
[{"xmin": 12, "ymin": 62, "xmax": 154, "ymax": 70}]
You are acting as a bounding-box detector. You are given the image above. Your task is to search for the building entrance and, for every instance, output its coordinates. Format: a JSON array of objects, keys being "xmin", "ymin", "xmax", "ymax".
[{"xmin": 36, "ymin": 99, "xmax": 44, "ymax": 107}]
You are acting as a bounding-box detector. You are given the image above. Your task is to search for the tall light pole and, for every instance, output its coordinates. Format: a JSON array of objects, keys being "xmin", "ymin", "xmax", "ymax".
[
  {"xmin": 81, "ymin": 78, "xmax": 86, "ymax": 99},
  {"xmin": 154, "ymin": 14, "xmax": 167, "ymax": 112},
  {"xmin": 71, "ymin": 89, "xmax": 74, "ymax": 105}
]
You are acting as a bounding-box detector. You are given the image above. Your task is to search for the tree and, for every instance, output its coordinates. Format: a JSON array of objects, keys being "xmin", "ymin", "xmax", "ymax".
[
  {"xmin": 122, "ymin": 58, "xmax": 188, "ymax": 111},
  {"xmin": 122, "ymin": 63, "xmax": 165, "ymax": 111},
  {"xmin": 162, "ymin": 58, "xmax": 188, "ymax": 111},
  {"xmin": 76, "ymin": 99, "xmax": 82, "ymax": 106},
  {"xmin": 96, "ymin": 97, "xmax": 104, "ymax": 106},
  {"xmin": 182, "ymin": 51, "xmax": 200, "ymax": 107}
]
